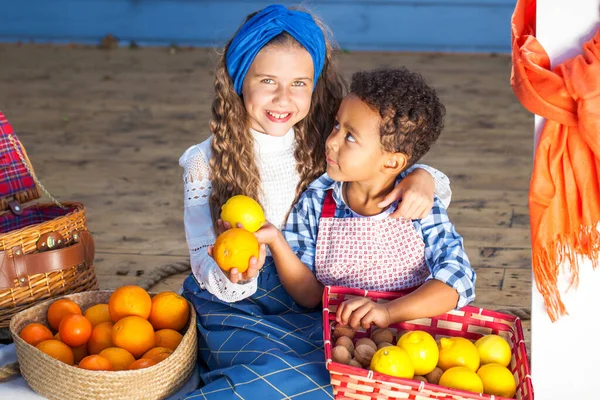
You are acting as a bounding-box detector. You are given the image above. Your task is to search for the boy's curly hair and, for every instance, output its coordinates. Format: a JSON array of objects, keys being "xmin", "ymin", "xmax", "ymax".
[
  {"xmin": 350, "ymin": 68, "xmax": 445, "ymax": 168},
  {"xmin": 208, "ymin": 8, "xmax": 346, "ymax": 231}
]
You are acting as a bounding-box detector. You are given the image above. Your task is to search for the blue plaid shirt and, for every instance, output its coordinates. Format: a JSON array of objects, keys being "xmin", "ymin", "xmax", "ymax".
[{"xmin": 283, "ymin": 173, "xmax": 476, "ymax": 309}]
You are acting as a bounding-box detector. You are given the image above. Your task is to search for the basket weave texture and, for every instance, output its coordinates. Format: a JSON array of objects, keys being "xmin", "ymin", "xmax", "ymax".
[
  {"xmin": 10, "ymin": 290, "xmax": 197, "ymax": 400},
  {"xmin": 0, "ymin": 112, "xmax": 97, "ymax": 327},
  {"xmin": 322, "ymin": 286, "xmax": 533, "ymax": 400}
]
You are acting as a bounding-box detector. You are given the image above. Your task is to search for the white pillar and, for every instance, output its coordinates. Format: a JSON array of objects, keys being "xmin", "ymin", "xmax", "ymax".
[{"xmin": 532, "ymin": 1, "xmax": 599, "ymax": 399}]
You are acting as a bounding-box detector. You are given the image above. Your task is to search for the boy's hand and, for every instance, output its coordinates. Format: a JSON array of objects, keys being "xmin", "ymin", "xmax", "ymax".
[
  {"xmin": 207, "ymin": 243, "xmax": 266, "ymax": 284},
  {"xmin": 254, "ymin": 221, "xmax": 282, "ymax": 247},
  {"xmin": 378, "ymin": 168, "xmax": 435, "ymax": 219},
  {"xmin": 336, "ymin": 297, "xmax": 392, "ymax": 330}
]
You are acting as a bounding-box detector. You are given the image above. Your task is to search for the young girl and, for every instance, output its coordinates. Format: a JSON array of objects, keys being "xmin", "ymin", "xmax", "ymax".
[
  {"xmin": 258, "ymin": 68, "xmax": 476, "ymax": 332},
  {"xmin": 180, "ymin": 5, "xmax": 452, "ymax": 399}
]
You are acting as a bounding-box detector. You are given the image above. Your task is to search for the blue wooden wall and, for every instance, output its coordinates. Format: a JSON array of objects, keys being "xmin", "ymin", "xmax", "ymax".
[{"xmin": 0, "ymin": 0, "xmax": 515, "ymax": 53}]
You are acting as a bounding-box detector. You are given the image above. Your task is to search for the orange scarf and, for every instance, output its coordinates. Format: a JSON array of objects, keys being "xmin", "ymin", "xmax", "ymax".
[{"xmin": 511, "ymin": 0, "xmax": 600, "ymax": 321}]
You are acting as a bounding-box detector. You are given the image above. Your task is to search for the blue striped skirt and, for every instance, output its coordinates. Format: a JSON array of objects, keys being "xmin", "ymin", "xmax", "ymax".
[{"xmin": 180, "ymin": 259, "xmax": 334, "ymax": 399}]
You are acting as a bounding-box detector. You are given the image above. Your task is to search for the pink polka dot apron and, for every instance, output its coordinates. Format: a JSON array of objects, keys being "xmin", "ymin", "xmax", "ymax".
[{"xmin": 315, "ymin": 190, "xmax": 430, "ymax": 291}]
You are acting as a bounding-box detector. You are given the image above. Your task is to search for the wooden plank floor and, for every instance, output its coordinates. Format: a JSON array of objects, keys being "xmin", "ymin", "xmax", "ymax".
[{"xmin": 0, "ymin": 44, "xmax": 532, "ymax": 346}]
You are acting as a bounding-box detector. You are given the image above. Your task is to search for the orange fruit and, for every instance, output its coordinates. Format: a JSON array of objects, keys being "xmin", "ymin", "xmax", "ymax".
[
  {"xmin": 142, "ymin": 347, "xmax": 173, "ymax": 363},
  {"xmin": 128, "ymin": 358, "xmax": 157, "ymax": 370},
  {"xmin": 58, "ymin": 314, "xmax": 92, "ymax": 348},
  {"xmin": 78, "ymin": 355, "xmax": 113, "ymax": 371},
  {"xmin": 36, "ymin": 339, "xmax": 75, "ymax": 365},
  {"xmin": 112, "ymin": 316, "xmax": 155, "ymax": 358},
  {"xmin": 155, "ymin": 329, "xmax": 184, "ymax": 351},
  {"xmin": 47, "ymin": 299, "xmax": 82, "ymax": 330},
  {"xmin": 213, "ymin": 228, "xmax": 260, "ymax": 273},
  {"xmin": 84, "ymin": 304, "xmax": 112, "ymax": 327},
  {"xmin": 108, "ymin": 285, "xmax": 152, "ymax": 322},
  {"xmin": 149, "ymin": 292, "xmax": 189, "ymax": 331},
  {"xmin": 220, "ymin": 195, "xmax": 265, "ymax": 233},
  {"xmin": 99, "ymin": 347, "xmax": 136, "ymax": 371},
  {"xmin": 87, "ymin": 321, "xmax": 114, "ymax": 354},
  {"xmin": 19, "ymin": 323, "xmax": 54, "ymax": 346},
  {"xmin": 72, "ymin": 344, "xmax": 89, "ymax": 364}
]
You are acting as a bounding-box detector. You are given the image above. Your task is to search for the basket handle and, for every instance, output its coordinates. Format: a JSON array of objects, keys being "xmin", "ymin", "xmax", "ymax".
[
  {"xmin": 8, "ymin": 133, "xmax": 67, "ymax": 210},
  {"xmin": 0, "ymin": 230, "xmax": 94, "ymax": 289}
]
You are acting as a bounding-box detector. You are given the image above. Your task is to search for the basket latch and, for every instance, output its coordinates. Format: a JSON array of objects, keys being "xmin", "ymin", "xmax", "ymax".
[
  {"xmin": 11, "ymin": 246, "xmax": 28, "ymax": 287},
  {"xmin": 8, "ymin": 200, "xmax": 23, "ymax": 216}
]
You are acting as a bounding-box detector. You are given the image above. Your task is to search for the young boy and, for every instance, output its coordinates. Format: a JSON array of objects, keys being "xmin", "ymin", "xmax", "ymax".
[{"xmin": 256, "ymin": 68, "xmax": 476, "ymax": 330}]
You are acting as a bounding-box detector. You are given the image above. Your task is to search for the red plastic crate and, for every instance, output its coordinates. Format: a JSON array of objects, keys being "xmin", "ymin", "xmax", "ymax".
[{"xmin": 322, "ymin": 286, "xmax": 533, "ymax": 399}]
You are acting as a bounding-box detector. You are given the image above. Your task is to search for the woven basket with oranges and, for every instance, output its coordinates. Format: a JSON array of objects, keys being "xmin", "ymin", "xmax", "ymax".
[{"xmin": 10, "ymin": 287, "xmax": 196, "ymax": 400}]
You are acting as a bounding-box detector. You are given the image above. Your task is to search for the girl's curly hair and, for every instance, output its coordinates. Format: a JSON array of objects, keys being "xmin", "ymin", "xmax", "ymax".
[{"xmin": 208, "ymin": 8, "xmax": 346, "ymax": 231}]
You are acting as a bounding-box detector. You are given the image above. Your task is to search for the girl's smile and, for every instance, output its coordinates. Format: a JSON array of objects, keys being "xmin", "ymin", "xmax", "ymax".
[{"xmin": 265, "ymin": 110, "xmax": 293, "ymax": 123}]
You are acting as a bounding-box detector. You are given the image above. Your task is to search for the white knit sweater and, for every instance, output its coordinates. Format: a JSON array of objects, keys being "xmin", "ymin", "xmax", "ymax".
[{"xmin": 180, "ymin": 127, "xmax": 452, "ymax": 303}]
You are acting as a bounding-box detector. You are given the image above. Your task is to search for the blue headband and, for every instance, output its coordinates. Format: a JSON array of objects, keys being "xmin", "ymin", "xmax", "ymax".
[{"xmin": 226, "ymin": 4, "xmax": 326, "ymax": 95}]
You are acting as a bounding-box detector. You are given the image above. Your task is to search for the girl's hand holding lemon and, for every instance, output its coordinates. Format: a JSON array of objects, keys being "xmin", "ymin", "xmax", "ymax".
[{"xmin": 210, "ymin": 195, "xmax": 269, "ymax": 283}]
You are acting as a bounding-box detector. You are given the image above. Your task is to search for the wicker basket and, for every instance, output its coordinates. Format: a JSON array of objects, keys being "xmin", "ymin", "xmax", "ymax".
[
  {"xmin": 0, "ymin": 112, "xmax": 97, "ymax": 328},
  {"xmin": 10, "ymin": 290, "xmax": 198, "ymax": 400},
  {"xmin": 322, "ymin": 286, "xmax": 533, "ymax": 400}
]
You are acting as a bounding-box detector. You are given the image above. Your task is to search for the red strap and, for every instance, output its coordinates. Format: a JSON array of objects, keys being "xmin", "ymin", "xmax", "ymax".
[{"xmin": 321, "ymin": 190, "xmax": 336, "ymax": 218}]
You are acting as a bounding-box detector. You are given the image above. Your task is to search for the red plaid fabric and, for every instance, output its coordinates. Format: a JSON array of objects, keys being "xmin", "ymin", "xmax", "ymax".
[
  {"xmin": 0, "ymin": 112, "xmax": 36, "ymax": 199},
  {"xmin": 0, "ymin": 204, "xmax": 78, "ymax": 233},
  {"xmin": 315, "ymin": 190, "xmax": 430, "ymax": 292}
]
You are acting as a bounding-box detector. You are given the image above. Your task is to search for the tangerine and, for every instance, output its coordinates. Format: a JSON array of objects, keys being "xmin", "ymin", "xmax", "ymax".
[
  {"xmin": 99, "ymin": 347, "xmax": 136, "ymax": 371},
  {"xmin": 78, "ymin": 354, "xmax": 113, "ymax": 371},
  {"xmin": 213, "ymin": 228, "xmax": 260, "ymax": 273},
  {"xmin": 84, "ymin": 304, "xmax": 112, "ymax": 327},
  {"xmin": 155, "ymin": 329, "xmax": 184, "ymax": 351},
  {"xmin": 149, "ymin": 291, "xmax": 189, "ymax": 331},
  {"xmin": 47, "ymin": 299, "xmax": 82, "ymax": 330},
  {"xmin": 87, "ymin": 321, "xmax": 114, "ymax": 354},
  {"xmin": 112, "ymin": 316, "xmax": 155, "ymax": 358},
  {"xmin": 19, "ymin": 323, "xmax": 54, "ymax": 347},
  {"xmin": 36, "ymin": 339, "xmax": 75, "ymax": 365},
  {"xmin": 142, "ymin": 347, "xmax": 173, "ymax": 363},
  {"xmin": 108, "ymin": 285, "xmax": 152, "ymax": 322},
  {"xmin": 58, "ymin": 314, "xmax": 92, "ymax": 348},
  {"xmin": 72, "ymin": 343, "xmax": 89, "ymax": 364},
  {"xmin": 128, "ymin": 358, "xmax": 157, "ymax": 370}
]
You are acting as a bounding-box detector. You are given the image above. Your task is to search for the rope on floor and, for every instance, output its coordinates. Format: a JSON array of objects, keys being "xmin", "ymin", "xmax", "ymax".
[
  {"xmin": 496, "ymin": 306, "xmax": 531, "ymax": 320},
  {"xmin": 136, "ymin": 261, "xmax": 191, "ymax": 291}
]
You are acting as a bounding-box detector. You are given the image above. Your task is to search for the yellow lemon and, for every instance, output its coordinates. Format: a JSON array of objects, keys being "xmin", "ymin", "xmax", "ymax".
[
  {"xmin": 220, "ymin": 195, "xmax": 265, "ymax": 233},
  {"xmin": 370, "ymin": 346, "xmax": 414, "ymax": 379},
  {"xmin": 437, "ymin": 337, "xmax": 480, "ymax": 372},
  {"xmin": 397, "ymin": 330, "xmax": 439, "ymax": 375},
  {"xmin": 477, "ymin": 363, "xmax": 517, "ymax": 398},
  {"xmin": 475, "ymin": 334, "xmax": 512, "ymax": 367},
  {"xmin": 439, "ymin": 366, "xmax": 484, "ymax": 393}
]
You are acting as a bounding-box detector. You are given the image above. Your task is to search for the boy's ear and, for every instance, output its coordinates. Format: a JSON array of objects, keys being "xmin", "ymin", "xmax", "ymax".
[{"xmin": 382, "ymin": 152, "xmax": 408, "ymax": 175}]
